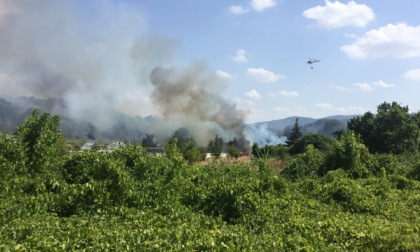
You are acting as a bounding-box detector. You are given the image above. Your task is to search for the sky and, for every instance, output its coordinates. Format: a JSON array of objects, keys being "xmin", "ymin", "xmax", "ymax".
[{"xmin": 1, "ymin": 0, "xmax": 420, "ymax": 124}]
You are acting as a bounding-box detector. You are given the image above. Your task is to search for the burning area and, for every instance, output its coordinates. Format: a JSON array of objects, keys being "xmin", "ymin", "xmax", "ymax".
[{"xmin": 0, "ymin": 0, "xmax": 261, "ymax": 148}]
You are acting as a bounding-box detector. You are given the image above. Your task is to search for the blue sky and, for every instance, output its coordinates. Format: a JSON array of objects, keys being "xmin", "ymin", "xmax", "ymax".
[
  {"xmin": 1, "ymin": 0, "xmax": 420, "ymax": 124},
  {"xmin": 138, "ymin": 0, "xmax": 420, "ymax": 122}
]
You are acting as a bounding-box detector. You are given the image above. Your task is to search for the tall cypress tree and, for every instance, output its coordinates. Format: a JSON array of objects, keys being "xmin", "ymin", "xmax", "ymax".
[{"xmin": 286, "ymin": 118, "xmax": 303, "ymax": 146}]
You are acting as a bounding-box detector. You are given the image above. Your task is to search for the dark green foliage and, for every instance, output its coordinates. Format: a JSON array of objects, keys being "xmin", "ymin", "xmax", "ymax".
[
  {"xmin": 2, "ymin": 109, "xmax": 420, "ymax": 251},
  {"xmin": 180, "ymin": 161, "xmax": 285, "ymax": 226},
  {"xmin": 227, "ymin": 144, "xmax": 241, "ymax": 159},
  {"xmin": 282, "ymin": 145, "xmax": 324, "ymax": 181},
  {"xmin": 207, "ymin": 134, "xmax": 224, "ymax": 159},
  {"xmin": 322, "ymin": 131, "xmax": 371, "ymax": 178},
  {"xmin": 348, "ymin": 101, "xmax": 419, "ymax": 154},
  {"xmin": 289, "ymin": 133, "xmax": 335, "ymax": 155},
  {"xmin": 369, "ymin": 153, "xmax": 404, "ymax": 176},
  {"xmin": 251, "ymin": 143, "xmax": 261, "ymax": 158},
  {"xmin": 183, "ymin": 140, "xmax": 205, "ymax": 163},
  {"xmin": 227, "ymin": 136, "xmax": 249, "ymax": 153},
  {"xmin": 252, "ymin": 143, "xmax": 288, "ymax": 159},
  {"xmin": 51, "ymin": 150, "xmax": 140, "ymax": 216},
  {"xmin": 408, "ymin": 162, "xmax": 420, "ymax": 181},
  {"xmin": 0, "ymin": 133, "xmax": 27, "ymax": 191},
  {"xmin": 167, "ymin": 128, "xmax": 204, "ymax": 163},
  {"xmin": 226, "ymin": 137, "xmax": 245, "ymax": 159},
  {"xmin": 286, "ymin": 118, "xmax": 303, "ymax": 146},
  {"xmin": 14, "ymin": 109, "xmax": 65, "ymax": 175}
]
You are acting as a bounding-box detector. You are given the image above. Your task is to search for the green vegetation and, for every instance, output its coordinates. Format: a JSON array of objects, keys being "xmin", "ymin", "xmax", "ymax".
[
  {"xmin": 207, "ymin": 134, "xmax": 224, "ymax": 159},
  {"xmin": 166, "ymin": 128, "xmax": 205, "ymax": 164},
  {"xmin": 286, "ymin": 118, "xmax": 303, "ymax": 146},
  {"xmin": 1, "ymin": 105, "xmax": 420, "ymax": 251},
  {"xmin": 348, "ymin": 101, "xmax": 419, "ymax": 154}
]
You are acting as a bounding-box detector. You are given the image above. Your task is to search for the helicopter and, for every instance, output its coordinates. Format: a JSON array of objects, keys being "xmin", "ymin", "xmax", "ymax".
[{"xmin": 307, "ymin": 58, "xmax": 320, "ymax": 69}]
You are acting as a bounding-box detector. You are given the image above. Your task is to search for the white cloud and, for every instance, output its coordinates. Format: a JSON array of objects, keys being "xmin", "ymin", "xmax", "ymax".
[
  {"xmin": 342, "ymin": 23, "xmax": 420, "ymax": 59},
  {"xmin": 246, "ymin": 67, "xmax": 284, "ymax": 82},
  {"xmin": 316, "ymin": 102, "xmax": 365, "ymax": 114},
  {"xmin": 228, "ymin": 5, "xmax": 249, "ymax": 15},
  {"xmin": 250, "ymin": 0, "xmax": 278, "ymax": 12},
  {"xmin": 403, "ymin": 69, "xmax": 420, "ymax": 81},
  {"xmin": 331, "ymin": 84, "xmax": 352, "ymax": 92},
  {"xmin": 354, "ymin": 80, "xmax": 394, "ymax": 92},
  {"xmin": 303, "ymin": 1, "xmax": 374, "ymax": 29},
  {"xmin": 269, "ymin": 90, "xmax": 299, "ymax": 97},
  {"xmin": 316, "ymin": 102, "xmax": 334, "ymax": 109},
  {"xmin": 228, "ymin": 0, "xmax": 277, "ymax": 15},
  {"xmin": 216, "ymin": 70, "xmax": 232, "ymax": 80},
  {"xmin": 274, "ymin": 107, "xmax": 291, "ymax": 113},
  {"xmin": 232, "ymin": 49, "xmax": 248, "ymax": 63},
  {"xmin": 245, "ymin": 89, "xmax": 261, "ymax": 100},
  {"xmin": 345, "ymin": 32, "xmax": 358, "ymax": 39}
]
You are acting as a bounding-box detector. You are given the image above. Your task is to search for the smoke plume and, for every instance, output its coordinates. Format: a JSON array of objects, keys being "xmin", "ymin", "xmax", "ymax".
[
  {"xmin": 147, "ymin": 64, "xmax": 247, "ymax": 146},
  {"xmin": 0, "ymin": 0, "xmax": 249, "ymax": 146}
]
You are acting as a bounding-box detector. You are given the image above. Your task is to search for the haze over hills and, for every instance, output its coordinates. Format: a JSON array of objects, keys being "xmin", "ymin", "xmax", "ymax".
[
  {"xmin": 0, "ymin": 96, "xmax": 358, "ymax": 146},
  {"xmin": 252, "ymin": 115, "xmax": 357, "ymax": 136}
]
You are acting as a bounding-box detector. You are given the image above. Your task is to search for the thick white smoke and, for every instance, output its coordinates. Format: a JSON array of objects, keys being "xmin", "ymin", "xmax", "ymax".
[
  {"xmin": 245, "ymin": 123, "xmax": 286, "ymax": 146},
  {"xmin": 0, "ymin": 0, "xmax": 250, "ymax": 146},
  {"xmin": 0, "ymin": 0, "xmax": 151, "ymax": 127}
]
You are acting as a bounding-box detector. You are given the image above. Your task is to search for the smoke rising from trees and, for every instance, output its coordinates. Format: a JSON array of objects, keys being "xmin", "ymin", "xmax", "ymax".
[{"xmin": 0, "ymin": 0, "xmax": 250, "ymax": 146}]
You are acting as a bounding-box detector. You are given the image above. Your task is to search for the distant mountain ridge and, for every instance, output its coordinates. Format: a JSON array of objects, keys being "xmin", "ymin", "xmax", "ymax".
[
  {"xmin": 1, "ymin": 96, "xmax": 359, "ymax": 140},
  {"xmin": 250, "ymin": 114, "xmax": 359, "ymax": 137}
]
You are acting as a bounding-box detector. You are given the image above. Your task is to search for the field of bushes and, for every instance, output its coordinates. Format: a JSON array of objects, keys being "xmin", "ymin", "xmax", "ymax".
[{"xmin": 1, "ymin": 109, "xmax": 420, "ymax": 251}]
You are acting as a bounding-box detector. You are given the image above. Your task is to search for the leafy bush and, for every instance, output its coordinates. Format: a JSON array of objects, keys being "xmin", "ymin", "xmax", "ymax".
[
  {"xmin": 2, "ymin": 110, "xmax": 420, "ymax": 251},
  {"xmin": 288, "ymin": 133, "xmax": 335, "ymax": 155},
  {"xmin": 408, "ymin": 162, "xmax": 420, "ymax": 181},
  {"xmin": 282, "ymin": 145, "xmax": 324, "ymax": 180},
  {"xmin": 322, "ymin": 131, "xmax": 371, "ymax": 178},
  {"xmin": 14, "ymin": 109, "xmax": 66, "ymax": 176},
  {"xmin": 227, "ymin": 144, "xmax": 241, "ymax": 159},
  {"xmin": 252, "ymin": 143, "xmax": 288, "ymax": 159}
]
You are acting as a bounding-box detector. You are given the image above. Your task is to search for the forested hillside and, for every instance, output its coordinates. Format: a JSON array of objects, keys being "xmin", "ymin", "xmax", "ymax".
[
  {"xmin": 1, "ymin": 102, "xmax": 420, "ymax": 250},
  {"xmin": 1, "ymin": 96, "xmax": 353, "ymax": 143}
]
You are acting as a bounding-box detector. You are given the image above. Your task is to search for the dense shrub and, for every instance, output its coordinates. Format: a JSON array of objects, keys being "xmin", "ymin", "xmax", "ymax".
[
  {"xmin": 288, "ymin": 133, "xmax": 335, "ymax": 155},
  {"xmin": 408, "ymin": 162, "xmax": 420, "ymax": 181},
  {"xmin": 321, "ymin": 131, "xmax": 371, "ymax": 178},
  {"xmin": 252, "ymin": 143, "xmax": 288, "ymax": 159},
  {"xmin": 282, "ymin": 145, "xmax": 323, "ymax": 180},
  {"xmin": 1, "ymin": 110, "xmax": 420, "ymax": 251}
]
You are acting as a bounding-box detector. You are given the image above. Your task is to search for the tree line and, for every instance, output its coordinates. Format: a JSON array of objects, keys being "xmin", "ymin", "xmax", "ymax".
[{"xmin": 1, "ymin": 101, "xmax": 420, "ymax": 250}]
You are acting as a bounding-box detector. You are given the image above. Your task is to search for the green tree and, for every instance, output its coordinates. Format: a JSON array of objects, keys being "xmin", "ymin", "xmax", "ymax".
[
  {"xmin": 347, "ymin": 111, "xmax": 375, "ymax": 146},
  {"xmin": 0, "ymin": 133, "xmax": 27, "ymax": 187},
  {"xmin": 168, "ymin": 128, "xmax": 192, "ymax": 153},
  {"xmin": 184, "ymin": 139, "xmax": 205, "ymax": 163},
  {"xmin": 348, "ymin": 101, "xmax": 418, "ymax": 154},
  {"xmin": 227, "ymin": 145, "xmax": 241, "ymax": 159},
  {"xmin": 322, "ymin": 131, "xmax": 371, "ymax": 178},
  {"xmin": 282, "ymin": 144, "xmax": 323, "ymax": 180},
  {"xmin": 286, "ymin": 118, "xmax": 303, "ymax": 146},
  {"xmin": 227, "ymin": 137, "xmax": 250, "ymax": 158},
  {"xmin": 409, "ymin": 111, "xmax": 420, "ymax": 150},
  {"xmin": 207, "ymin": 134, "xmax": 224, "ymax": 159},
  {"xmin": 288, "ymin": 133, "xmax": 335, "ymax": 155},
  {"xmin": 166, "ymin": 128, "xmax": 204, "ymax": 163},
  {"xmin": 14, "ymin": 109, "xmax": 65, "ymax": 176}
]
